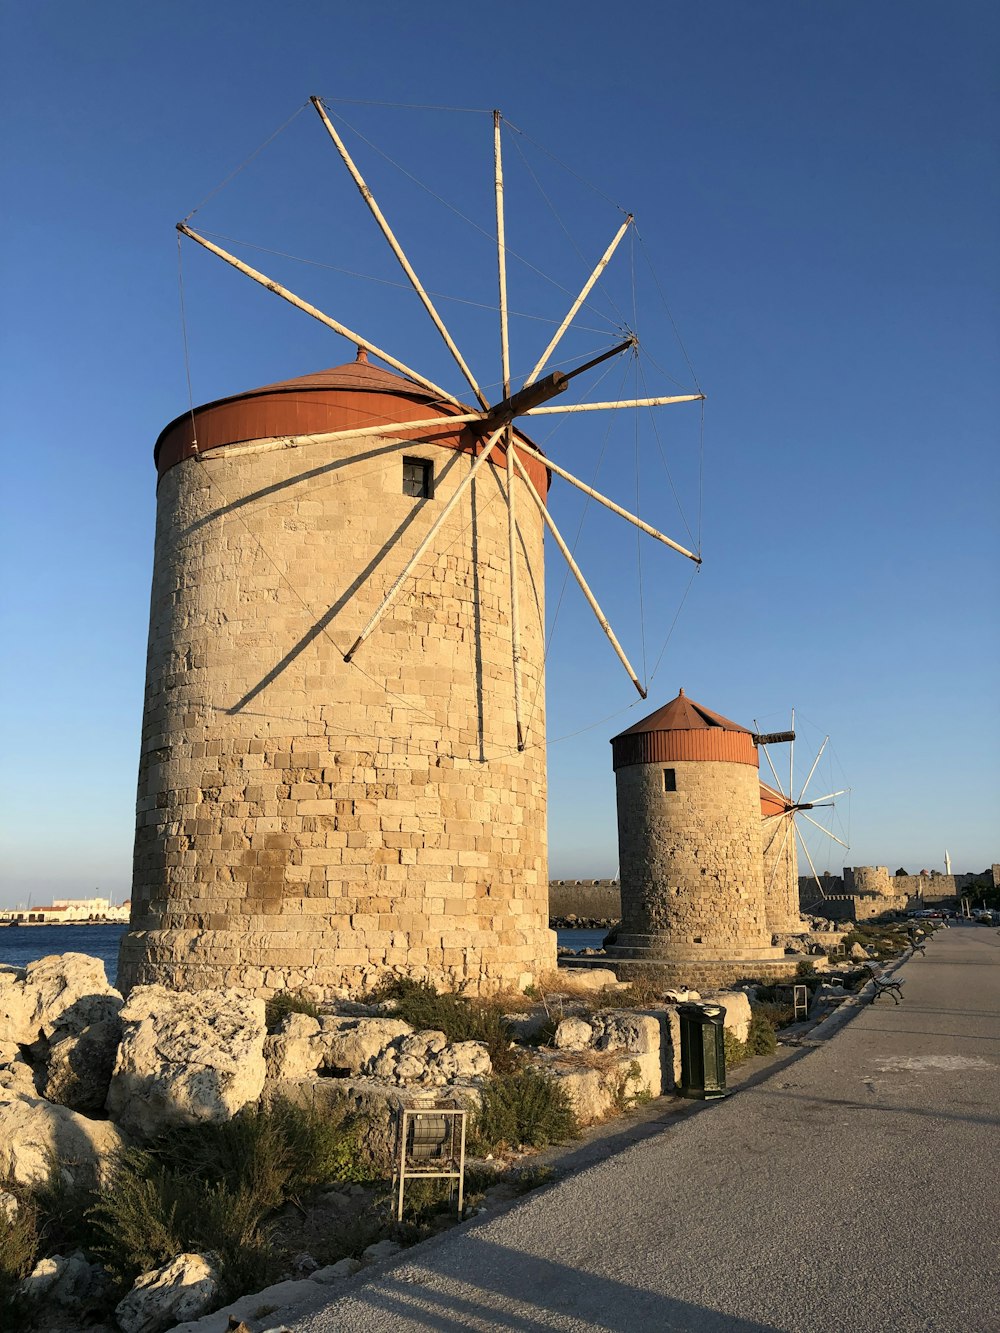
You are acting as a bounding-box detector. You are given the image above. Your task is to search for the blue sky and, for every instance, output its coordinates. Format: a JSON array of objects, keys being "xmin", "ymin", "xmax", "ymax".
[{"xmin": 1, "ymin": 1, "xmax": 997, "ymax": 906}]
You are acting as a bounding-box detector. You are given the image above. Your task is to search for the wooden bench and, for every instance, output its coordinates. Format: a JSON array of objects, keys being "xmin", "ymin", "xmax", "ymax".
[
  {"xmin": 865, "ymin": 964, "xmax": 904, "ymax": 1004},
  {"xmin": 907, "ymin": 933, "xmax": 927, "ymax": 956}
]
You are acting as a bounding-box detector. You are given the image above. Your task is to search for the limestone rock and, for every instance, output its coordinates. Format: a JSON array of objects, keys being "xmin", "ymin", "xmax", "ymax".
[
  {"xmin": 313, "ymin": 1257, "xmax": 363, "ymax": 1281},
  {"xmin": 555, "ymin": 967, "xmax": 620, "ymax": 991},
  {"xmin": 0, "ymin": 966, "xmax": 28, "ymax": 1044},
  {"xmin": 710, "ymin": 991, "xmax": 752, "ymax": 1044},
  {"xmin": 264, "ymin": 1012, "xmax": 324, "ymax": 1081},
  {"xmin": 318, "ymin": 1016, "xmax": 414, "ymax": 1075},
  {"xmin": 362, "ymin": 1238, "xmax": 403, "ymax": 1263},
  {"xmin": 0, "ymin": 1043, "xmax": 38, "ymax": 1096},
  {"xmin": 0, "ymin": 1089, "xmax": 123, "ymax": 1189},
  {"xmin": 1, "ymin": 954, "xmax": 121, "ymax": 1048},
  {"xmin": 0, "ymin": 1188, "xmax": 18, "ymax": 1223},
  {"xmin": 43, "ymin": 1018, "xmax": 121, "ymax": 1113},
  {"xmin": 115, "ymin": 1253, "xmax": 219, "ymax": 1333},
  {"xmin": 553, "ymin": 1017, "xmax": 594, "ymax": 1051},
  {"xmin": 20, "ymin": 1252, "xmax": 96, "ymax": 1309},
  {"xmin": 106, "ymin": 986, "xmax": 266, "ymax": 1138},
  {"xmin": 849, "ymin": 942, "xmax": 869, "ymax": 960},
  {"xmin": 168, "ymin": 1280, "xmax": 320, "ymax": 1333},
  {"xmin": 435, "ymin": 1039, "xmax": 492, "ymax": 1081},
  {"xmin": 590, "ymin": 1012, "xmax": 661, "ymax": 1055},
  {"xmin": 364, "ymin": 1029, "xmax": 490, "ymax": 1086}
]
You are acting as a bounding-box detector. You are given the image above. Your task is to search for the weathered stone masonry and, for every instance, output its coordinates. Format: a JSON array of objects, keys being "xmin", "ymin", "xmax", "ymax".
[
  {"xmin": 119, "ymin": 362, "xmax": 556, "ymax": 998},
  {"xmin": 604, "ymin": 690, "xmax": 795, "ymax": 988}
]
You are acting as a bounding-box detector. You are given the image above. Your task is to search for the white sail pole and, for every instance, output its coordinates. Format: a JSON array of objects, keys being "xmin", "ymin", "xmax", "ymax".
[
  {"xmin": 804, "ymin": 789, "xmax": 847, "ymax": 805},
  {"xmin": 789, "ymin": 708, "xmax": 795, "ymax": 807},
  {"xmin": 177, "ymin": 224, "xmax": 463, "ymax": 408},
  {"xmin": 523, "ymin": 214, "xmax": 634, "ymax": 388},
  {"xmin": 518, "ymin": 448, "xmax": 700, "ymax": 563},
  {"xmin": 494, "ymin": 111, "xmax": 525, "ymax": 750},
  {"xmin": 758, "ymin": 741, "xmax": 784, "ymax": 794},
  {"xmin": 795, "ymin": 822, "xmax": 827, "ymax": 902},
  {"xmin": 512, "ymin": 451, "xmax": 646, "ymax": 697},
  {"xmin": 526, "ymin": 393, "xmax": 704, "ymax": 414},
  {"xmin": 796, "ymin": 736, "xmax": 828, "ymax": 805},
  {"xmin": 766, "ymin": 815, "xmax": 793, "ymax": 893},
  {"xmin": 344, "ymin": 427, "xmax": 507, "ymax": 661},
  {"xmin": 799, "ymin": 812, "xmax": 850, "ymax": 848},
  {"xmin": 310, "ymin": 97, "xmax": 489, "ymax": 410}
]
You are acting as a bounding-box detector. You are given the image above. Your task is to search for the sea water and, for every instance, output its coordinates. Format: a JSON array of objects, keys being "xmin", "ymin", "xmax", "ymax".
[{"xmin": 0, "ymin": 923, "xmax": 127, "ymax": 986}]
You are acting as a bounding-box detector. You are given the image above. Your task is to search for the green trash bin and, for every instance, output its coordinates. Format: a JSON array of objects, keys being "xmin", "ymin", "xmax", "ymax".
[{"xmin": 678, "ymin": 1002, "xmax": 728, "ymax": 1099}]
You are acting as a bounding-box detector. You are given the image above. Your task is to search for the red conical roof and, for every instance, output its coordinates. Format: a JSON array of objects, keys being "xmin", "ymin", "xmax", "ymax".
[
  {"xmin": 611, "ymin": 689, "xmax": 757, "ymax": 769},
  {"xmin": 152, "ymin": 353, "xmax": 548, "ymax": 496},
  {"xmin": 614, "ymin": 687, "xmax": 751, "ymax": 738}
]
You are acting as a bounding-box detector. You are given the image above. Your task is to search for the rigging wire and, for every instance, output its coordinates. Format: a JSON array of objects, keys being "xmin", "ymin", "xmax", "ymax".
[
  {"xmin": 182, "ymin": 102, "xmax": 309, "ymax": 223},
  {"xmin": 635, "ymin": 354, "xmax": 698, "ymax": 549},
  {"xmin": 646, "ymin": 564, "xmax": 700, "ymax": 685},
  {"xmin": 324, "ymin": 107, "xmax": 623, "ymax": 330},
  {"xmin": 502, "ymin": 118, "xmax": 629, "ymax": 214},
  {"xmin": 508, "ymin": 129, "xmax": 630, "ymax": 332},
  {"xmin": 634, "ymin": 225, "xmax": 703, "ymax": 395},
  {"xmin": 521, "ymin": 354, "xmax": 632, "ymax": 741},
  {"xmin": 188, "ymin": 228, "xmax": 618, "ymax": 336},
  {"xmin": 316, "ymin": 96, "xmax": 493, "ymax": 116},
  {"xmin": 630, "ymin": 241, "xmax": 647, "ymax": 686},
  {"xmin": 177, "ymin": 235, "xmax": 200, "ymax": 453}
]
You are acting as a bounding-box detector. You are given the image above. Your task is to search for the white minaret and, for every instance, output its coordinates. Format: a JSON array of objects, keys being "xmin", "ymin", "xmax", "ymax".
[{"xmin": 944, "ymin": 850, "xmax": 952, "ymax": 875}]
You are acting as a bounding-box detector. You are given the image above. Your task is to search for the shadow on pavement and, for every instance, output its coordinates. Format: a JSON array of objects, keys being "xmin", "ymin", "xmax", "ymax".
[
  {"xmin": 763, "ymin": 1088, "xmax": 1000, "ymax": 1128},
  {"xmin": 350, "ymin": 1238, "xmax": 783, "ymax": 1332}
]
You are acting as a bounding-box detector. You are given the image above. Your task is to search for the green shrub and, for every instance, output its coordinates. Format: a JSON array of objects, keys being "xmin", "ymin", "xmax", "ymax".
[
  {"xmin": 0, "ymin": 1186, "xmax": 39, "ymax": 1329},
  {"xmin": 473, "ymin": 1066, "xmax": 577, "ymax": 1151},
  {"xmin": 90, "ymin": 1153, "xmax": 279, "ymax": 1298},
  {"xmin": 265, "ymin": 992, "xmax": 321, "ymax": 1033},
  {"xmin": 370, "ymin": 979, "xmax": 517, "ymax": 1072},
  {"xmin": 723, "ymin": 1029, "xmax": 747, "ymax": 1067},
  {"xmin": 752, "ymin": 999, "xmax": 794, "ymax": 1030},
  {"xmin": 795, "ymin": 959, "xmax": 816, "ymax": 977},
  {"xmin": 90, "ymin": 1097, "xmax": 373, "ymax": 1297},
  {"xmin": 745, "ymin": 1010, "xmax": 778, "ymax": 1056}
]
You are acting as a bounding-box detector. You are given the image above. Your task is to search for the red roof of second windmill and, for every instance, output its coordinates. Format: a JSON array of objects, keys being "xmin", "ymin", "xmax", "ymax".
[
  {"xmin": 610, "ymin": 689, "xmax": 757, "ymax": 769},
  {"xmin": 614, "ymin": 688, "xmax": 752, "ymax": 738}
]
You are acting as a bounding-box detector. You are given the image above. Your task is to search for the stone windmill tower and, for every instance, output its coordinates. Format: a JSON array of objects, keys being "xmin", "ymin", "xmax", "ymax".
[
  {"xmin": 606, "ymin": 689, "xmax": 794, "ymax": 988},
  {"xmin": 117, "ymin": 100, "xmax": 703, "ymax": 999}
]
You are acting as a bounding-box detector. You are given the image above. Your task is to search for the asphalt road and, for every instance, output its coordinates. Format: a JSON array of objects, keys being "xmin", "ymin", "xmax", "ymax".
[{"xmin": 287, "ymin": 926, "xmax": 1000, "ymax": 1332}]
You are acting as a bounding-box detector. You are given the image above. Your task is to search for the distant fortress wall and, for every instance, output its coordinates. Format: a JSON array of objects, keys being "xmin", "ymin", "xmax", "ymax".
[{"xmin": 549, "ymin": 880, "xmax": 620, "ymax": 920}]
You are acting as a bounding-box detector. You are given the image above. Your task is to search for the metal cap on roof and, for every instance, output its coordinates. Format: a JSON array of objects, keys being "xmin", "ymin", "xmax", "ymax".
[{"xmin": 611, "ymin": 689, "xmax": 757, "ymax": 769}]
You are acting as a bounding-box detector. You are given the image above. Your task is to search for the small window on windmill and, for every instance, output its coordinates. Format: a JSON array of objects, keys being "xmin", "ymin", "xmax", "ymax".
[
  {"xmin": 402, "ymin": 457, "xmax": 433, "ymax": 499},
  {"xmin": 663, "ymin": 768, "xmax": 677, "ymax": 792}
]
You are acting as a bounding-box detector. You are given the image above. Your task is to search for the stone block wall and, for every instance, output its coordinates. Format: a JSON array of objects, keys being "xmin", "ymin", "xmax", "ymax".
[
  {"xmin": 548, "ymin": 880, "xmax": 620, "ymax": 919},
  {"xmin": 761, "ymin": 813, "xmax": 802, "ymax": 934},
  {"xmin": 610, "ymin": 759, "xmax": 778, "ymax": 961},
  {"xmin": 119, "ymin": 431, "xmax": 555, "ymax": 998},
  {"xmin": 844, "ymin": 866, "xmax": 894, "ymax": 896}
]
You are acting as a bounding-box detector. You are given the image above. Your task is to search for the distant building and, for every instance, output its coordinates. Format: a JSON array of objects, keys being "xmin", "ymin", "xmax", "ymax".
[{"xmin": 0, "ymin": 896, "xmax": 130, "ymax": 924}]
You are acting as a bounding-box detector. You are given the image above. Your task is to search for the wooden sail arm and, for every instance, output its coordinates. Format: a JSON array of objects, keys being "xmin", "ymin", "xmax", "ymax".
[
  {"xmin": 525, "ymin": 393, "xmax": 704, "ymax": 415},
  {"xmin": 523, "ymin": 214, "xmax": 634, "ymax": 389},
  {"xmin": 177, "ymin": 223, "xmax": 463, "ymax": 409},
  {"xmin": 515, "ymin": 445, "xmax": 700, "ymax": 564},
  {"xmin": 511, "ymin": 449, "xmax": 646, "ymax": 698},
  {"xmin": 310, "ymin": 97, "xmax": 489, "ymax": 410}
]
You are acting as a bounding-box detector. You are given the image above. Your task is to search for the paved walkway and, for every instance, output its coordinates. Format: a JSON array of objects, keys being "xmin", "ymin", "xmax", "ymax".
[{"xmin": 287, "ymin": 927, "xmax": 1000, "ymax": 1332}]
